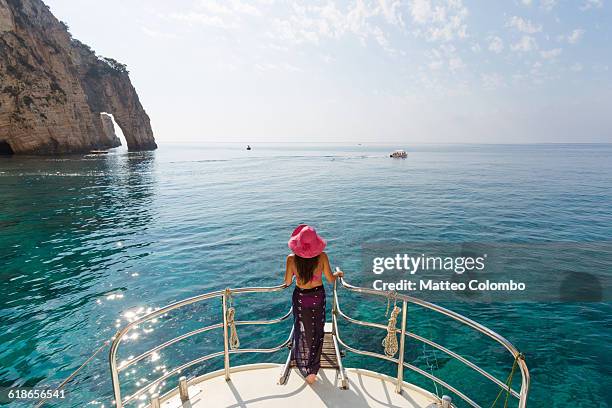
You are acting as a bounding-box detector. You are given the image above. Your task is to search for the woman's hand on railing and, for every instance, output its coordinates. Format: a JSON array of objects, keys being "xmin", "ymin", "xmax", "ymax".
[
  {"xmin": 333, "ymin": 268, "xmax": 344, "ymax": 279},
  {"xmin": 283, "ymin": 275, "xmax": 294, "ymax": 287}
]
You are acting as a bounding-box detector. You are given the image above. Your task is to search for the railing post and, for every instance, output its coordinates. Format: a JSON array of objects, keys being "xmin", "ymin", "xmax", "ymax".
[
  {"xmin": 332, "ymin": 274, "xmax": 349, "ymax": 389},
  {"xmin": 518, "ymin": 354, "xmax": 530, "ymax": 408},
  {"xmin": 332, "ymin": 276, "xmax": 338, "ymax": 335},
  {"xmin": 222, "ymin": 289, "xmax": 231, "ymax": 381},
  {"xmin": 109, "ymin": 338, "xmax": 123, "ymax": 408},
  {"xmin": 179, "ymin": 376, "xmax": 189, "ymax": 402},
  {"xmin": 150, "ymin": 393, "xmax": 160, "ymax": 408},
  {"xmin": 395, "ymin": 300, "xmax": 408, "ymax": 394}
]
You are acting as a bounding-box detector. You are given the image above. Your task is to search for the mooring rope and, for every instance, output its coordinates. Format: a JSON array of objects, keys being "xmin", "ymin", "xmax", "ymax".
[
  {"xmin": 422, "ymin": 343, "xmax": 440, "ymax": 397},
  {"xmin": 225, "ymin": 290, "xmax": 240, "ymax": 350},
  {"xmin": 422, "ymin": 316, "xmax": 441, "ymax": 397},
  {"xmin": 489, "ymin": 352, "xmax": 523, "ymax": 408}
]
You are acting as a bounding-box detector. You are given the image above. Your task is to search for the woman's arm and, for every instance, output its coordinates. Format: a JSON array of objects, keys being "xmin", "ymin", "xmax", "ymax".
[
  {"xmin": 321, "ymin": 252, "xmax": 344, "ymax": 283},
  {"xmin": 284, "ymin": 255, "xmax": 294, "ymax": 286}
]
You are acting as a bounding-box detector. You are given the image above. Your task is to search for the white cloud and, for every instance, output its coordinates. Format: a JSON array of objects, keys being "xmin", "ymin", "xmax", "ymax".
[
  {"xmin": 408, "ymin": 0, "xmax": 469, "ymax": 42},
  {"xmin": 169, "ymin": 11, "xmax": 238, "ymax": 29},
  {"xmin": 370, "ymin": 25, "xmax": 396, "ymax": 54},
  {"xmin": 424, "ymin": 43, "xmax": 466, "ymax": 73},
  {"xmin": 540, "ymin": 48, "xmax": 562, "ymax": 59},
  {"xmin": 410, "ymin": 0, "xmax": 432, "ymax": 24},
  {"xmin": 540, "ymin": 0, "xmax": 557, "ymax": 11},
  {"xmin": 264, "ymin": 2, "xmax": 403, "ymax": 55},
  {"xmin": 566, "ymin": 29, "xmax": 585, "ymax": 44},
  {"xmin": 197, "ymin": 0, "xmax": 262, "ymax": 16},
  {"xmin": 170, "ymin": 1, "xmax": 265, "ymax": 29},
  {"xmin": 481, "ymin": 72, "xmax": 504, "ymax": 90},
  {"xmin": 488, "ymin": 36, "xmax": 504, "ymax": 53},
  {"xmin": 377, "ymin": 0, "xmax": 404, "ymax": 26},
  {"xmin": 521, "ymin": 0, "xmax": 533, "ymax": 5},
  {"xmin": 511, "ymin": 35, "xmax": 537, "ymax": 52},
  {"xmin": 507, "ymin": 16, "xmax": 542, "ymax": 34},
  {"xmin": 197, "ymin": 1, "xmax": 232, "ymax": 15},
  {"xmin": 580, "ymin": 0, "xmax": 604, "ymax": 10},
  {"xmin": 231, "ymin": 0, "xmax": 262, "ymax": 16}
]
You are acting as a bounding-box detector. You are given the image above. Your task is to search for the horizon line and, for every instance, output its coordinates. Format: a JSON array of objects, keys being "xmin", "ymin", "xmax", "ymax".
[{"xmin": 154, "ymin": 141, "xmax": 612, "ymax": 146}]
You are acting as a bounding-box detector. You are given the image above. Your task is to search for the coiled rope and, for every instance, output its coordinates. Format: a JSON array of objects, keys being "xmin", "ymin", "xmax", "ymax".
[
  {"xmin": 382, "ymin": 305, "xmax": 401, "ymax": 356},
  {"xmin": 225, "ymin": 289, "xmax": 240, "ymax": 350},
  {"xmin": 382, "ymin": 292, "xmax": 401, "ymax": 357}
]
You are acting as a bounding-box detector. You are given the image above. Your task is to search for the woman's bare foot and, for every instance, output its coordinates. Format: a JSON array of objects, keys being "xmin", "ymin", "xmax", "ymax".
[{"xmin": 305, "ymin": 374, "xmax": 317, "ymax": 384}]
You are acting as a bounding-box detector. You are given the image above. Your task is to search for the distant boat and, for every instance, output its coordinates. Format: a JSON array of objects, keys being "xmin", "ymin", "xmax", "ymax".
[
  {"xmin": 390, "ymin": 149, "xmax": 407, "ymax": 158},
  {"xmin": 89, "ymin": 150, "xmax": 109, "ymax": 155},
  {"xmin": 246, "ymin": 145, "xmax": 252, "ymax": 151}
]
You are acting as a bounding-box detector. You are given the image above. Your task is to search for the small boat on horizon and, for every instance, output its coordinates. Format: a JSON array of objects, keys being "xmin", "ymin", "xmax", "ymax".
[
  {"xmin": 246, "ymin": 145, "xmax": 252, "ymax": 151},
  {"xmin": 390, "ymin": 149, "xmax": 407, "ymax": 158}
]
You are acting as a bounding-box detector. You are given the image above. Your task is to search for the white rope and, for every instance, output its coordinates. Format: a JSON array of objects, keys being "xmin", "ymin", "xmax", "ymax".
[
  {"xmin": 227, "ymin": 306, "xmax": 240, "ymax": 350},
  {"xmin": 382, "ymin": 305, "xmax": 401, "ymax": 357}
]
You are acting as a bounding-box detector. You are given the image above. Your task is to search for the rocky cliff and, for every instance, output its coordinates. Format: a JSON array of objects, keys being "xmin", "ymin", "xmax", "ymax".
[{"xmin": 0, "ymin": 0, "xmax": 156, "ymax": 154}]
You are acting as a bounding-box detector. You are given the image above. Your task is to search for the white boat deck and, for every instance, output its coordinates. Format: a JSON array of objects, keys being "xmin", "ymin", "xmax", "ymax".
[{"xmin": 156, "ymin": 364, "xmax": 441, "ymax": 408}]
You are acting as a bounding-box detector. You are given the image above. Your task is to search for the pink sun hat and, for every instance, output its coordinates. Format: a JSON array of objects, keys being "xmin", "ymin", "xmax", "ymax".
[{"xmin": 288, "ymin": 224, "xmax": 327, "ymax": 258}]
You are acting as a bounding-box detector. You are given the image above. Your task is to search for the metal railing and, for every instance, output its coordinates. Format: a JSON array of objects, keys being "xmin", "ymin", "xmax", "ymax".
[
  {"xmin": 108, "ymin": 274, "xmax": 530, "ymax": 408},
  {"xmin": 108, "ymin": 283, "xmax": 292, "ymax": 408},
  {"xmin": 332, "ymin": 275, "xmax": 530, "ymax": 408}
]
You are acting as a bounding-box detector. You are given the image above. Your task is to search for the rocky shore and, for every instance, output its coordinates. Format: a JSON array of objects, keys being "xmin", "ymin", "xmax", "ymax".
[{"xmin": 0, "ymin": 0, "xmax": 156, "ymax": 154}]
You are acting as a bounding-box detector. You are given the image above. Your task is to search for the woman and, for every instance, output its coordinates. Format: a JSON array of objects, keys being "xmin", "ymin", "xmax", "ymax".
[{"xmin": 284, "ymin": 224, "xmax": 344, "ymax": 384}]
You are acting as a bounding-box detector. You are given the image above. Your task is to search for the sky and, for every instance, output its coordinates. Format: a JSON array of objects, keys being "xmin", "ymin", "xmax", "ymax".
[{"xmin": 43, "ymin": 0, "xmax": 612, "ymax": 144}]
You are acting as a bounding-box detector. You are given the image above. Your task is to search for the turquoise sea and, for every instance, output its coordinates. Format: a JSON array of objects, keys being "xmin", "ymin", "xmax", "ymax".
[{"xmin": 1, "ymin": 144, "xmax": 611, "ymax": 408}]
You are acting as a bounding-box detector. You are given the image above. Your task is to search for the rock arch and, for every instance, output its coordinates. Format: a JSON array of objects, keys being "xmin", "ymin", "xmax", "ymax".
[{"xmin": 81, "ymin": 61, "xmax": 157, "ymax": 152}]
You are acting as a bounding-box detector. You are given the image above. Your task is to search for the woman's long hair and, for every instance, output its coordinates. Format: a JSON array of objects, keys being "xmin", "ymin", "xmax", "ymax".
[{"xmin": 294, "ymin": 254, "xmax": 320, "ymax": 284}]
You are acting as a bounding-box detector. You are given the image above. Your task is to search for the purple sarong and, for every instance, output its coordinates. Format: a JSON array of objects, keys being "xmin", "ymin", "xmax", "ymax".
[{"xmin": 292, "ymin": 285, "xmax": 325, "ymax": 377}]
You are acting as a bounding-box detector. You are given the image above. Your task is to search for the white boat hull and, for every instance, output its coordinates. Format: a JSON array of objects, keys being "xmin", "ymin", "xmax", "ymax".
[{"xmin": 153, "ymin": 363, "xmax": 443, "ymax": 408}]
